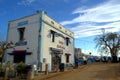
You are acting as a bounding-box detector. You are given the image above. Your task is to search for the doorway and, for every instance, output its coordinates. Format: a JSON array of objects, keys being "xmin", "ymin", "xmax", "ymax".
[
  {"xmin": 14, "ymin": 54, "xmax": 25, "ymax": 63},
  {"xmin": 51, "ymin": 54, "xmax": 61, "ymax": 71}
]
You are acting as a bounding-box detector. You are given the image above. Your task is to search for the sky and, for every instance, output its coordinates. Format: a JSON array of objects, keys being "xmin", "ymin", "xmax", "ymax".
[{"xmin": 0, "ymin": 0, "xmax": 120, "ymax": 56}]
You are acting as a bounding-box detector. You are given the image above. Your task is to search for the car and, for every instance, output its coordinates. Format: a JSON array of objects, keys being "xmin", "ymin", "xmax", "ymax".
[
  {"xmin": 101, "ymin": 56, "xmax": 108, "ymax": 62},
  {"xmin": 87, "ymin": 57, "xmax": 95, "ymax": 62},
  {"xmin": 94, "ymin": 56, "xmax": 101, "ymax": 62},
  {"xmin": 78, "ymin": 56, "xmax": 87, "ymax": 65}
]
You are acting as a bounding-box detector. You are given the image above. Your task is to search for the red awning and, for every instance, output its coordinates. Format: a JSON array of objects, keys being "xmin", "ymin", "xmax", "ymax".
[
  {"xmin": 54, "ymin": 52, "xmax": 63, "ymax": 54},
  {"xmin": 8, "ymin": 50, "xmax": 32, "ymax": 55},
  {"xmin": 65, "ymin": 53, "xmax": 71, "ymax": 56}
]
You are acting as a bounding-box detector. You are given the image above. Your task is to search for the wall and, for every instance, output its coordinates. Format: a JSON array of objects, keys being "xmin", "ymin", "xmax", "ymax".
[
  {"xmin": 41, "ymin": 13, "xmax": 74, "ymax": 71},
  {"xmin": 6, "ymin": 13, "xmax": 40, "ymax": 64}
]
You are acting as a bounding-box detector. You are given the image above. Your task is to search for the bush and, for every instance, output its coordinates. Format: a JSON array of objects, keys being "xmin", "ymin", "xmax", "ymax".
[
  {"xmin": 0, "ymin": 68, "xmax": 5, "ymax": 77},
  {"xmin": 16, "ymin": 62, "xmax": 26, "ymax": 76}
]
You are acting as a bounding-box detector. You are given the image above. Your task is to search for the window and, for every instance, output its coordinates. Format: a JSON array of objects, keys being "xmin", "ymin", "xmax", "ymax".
[
  {"xmin": 66, "ymin": 55, "xmax": 69, "ymax": 63},
  {"xmin": 18, "ymin": 27, "xmax": 25, "ymax": 41},
  {"xmin": 66, "ymin": 37, "xmax": 70, "ymax": 46},
  {"xmin": 50, "ymin": 30, "xmax": 60, "ymax": 42},
  {"xmin": 51, "ymin": 30, "xmax": 55, "ymax": 42},
  {"xmin": 52, "ymin": 33, "xmax": 55, "ymax": 42},
  {"xmin": 59, "ymin": 26, "xmax": 62, "ymax": 29},
  {"xmin": 51, "ymin": 21, "xmax": 54, "ymax": 25}
]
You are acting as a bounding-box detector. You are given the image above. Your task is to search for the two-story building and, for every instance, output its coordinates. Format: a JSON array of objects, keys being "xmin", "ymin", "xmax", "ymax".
[{"xmin": 6, "ymin": 11, "xmax": 74, "ymax": 71}]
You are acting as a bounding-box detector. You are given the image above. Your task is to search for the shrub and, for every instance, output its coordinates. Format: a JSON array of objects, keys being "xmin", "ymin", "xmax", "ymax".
[
  {"xmin": 0, "ymin": 68, "xmax": 5, "ymax": 77},
  {"xmin": 16, "ymin": 62, "xmax": 26, "ymax": 76}
]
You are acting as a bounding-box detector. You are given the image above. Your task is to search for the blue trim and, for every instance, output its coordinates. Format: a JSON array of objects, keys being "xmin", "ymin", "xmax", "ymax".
[
  {"xmin": 9, "ymin": 21, "xmax": 40, "ymax": 29},
  {"xmin": 15, "ymin": 41, "xmax": 27, "ymax": 46},
  {"xmin": 18, "ymin": 20, "xmax": 28, "ymax": 26},
  {"xmin": 50, "ymin": 48, "xmax": 63, "ymax": 52},
  {"xmin": 8, "ymin": 52, "xmax": 32, "ymax": 55}
]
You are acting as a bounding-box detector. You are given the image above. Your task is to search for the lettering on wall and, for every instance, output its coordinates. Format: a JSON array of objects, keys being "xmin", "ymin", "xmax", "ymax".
[
  {"xmin": 18, "ymin": 20, "xmax": 28, "ymax": 26},
  {"xmin": 56, "ymin": 40, "xmax": 65, "ymax": 49},
  {"xmin": 15, "ymin": 41, "xmax": 27, "ymax": 46}
]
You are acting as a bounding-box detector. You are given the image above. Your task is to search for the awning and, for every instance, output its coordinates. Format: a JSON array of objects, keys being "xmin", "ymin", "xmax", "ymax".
[
  {"xmin": 52, "ymin": 52, "xmax": 63, "ymax": 54},
  {"xmin": 8, "ymin": 50, "xmax": 32, "ymax": 55},
  {"xmin": 50, "ymin": 48, "xmax": 63, "ymax": 54},
  {"xmin": 65, "ymin": 53, "xmax": 71, "ymax": 56}
]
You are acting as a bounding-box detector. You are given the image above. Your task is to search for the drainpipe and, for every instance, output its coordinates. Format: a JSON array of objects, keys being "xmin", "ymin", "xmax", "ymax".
[
  {"xmin": 37, "ymin": 10, "xmax": 45, "ymax": 69},
  {"xmin": 37, "ymin": 10, "xmax": 43, "ymax": 67}
]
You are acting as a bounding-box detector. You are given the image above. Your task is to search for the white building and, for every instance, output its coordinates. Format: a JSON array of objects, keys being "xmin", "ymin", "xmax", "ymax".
[{"xmin": 6, "ymin": 11, "xmax": 74, "ymax": 71}]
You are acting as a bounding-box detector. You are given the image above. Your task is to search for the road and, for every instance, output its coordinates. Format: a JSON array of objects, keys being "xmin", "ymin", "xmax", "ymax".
[{"xmin": 46, "ymin": 63, "xmax": 120, "ymax": 80}]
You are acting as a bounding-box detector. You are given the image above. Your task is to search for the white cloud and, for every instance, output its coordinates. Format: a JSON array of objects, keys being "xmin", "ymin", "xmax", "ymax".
[
  {"xmin": 60, "ymin": 0, "xmax": 120, "ymax": 38},
  {"xmin": 17, "ymin": 0, "xmax": 36, "ymax": 6},
  {"xmin": 82, "ymin": 49, "xmax": 99, "ymax": 56},
  {"xmin": 72, "ymin": 21, "xmax": 120, "ymax": 38}
]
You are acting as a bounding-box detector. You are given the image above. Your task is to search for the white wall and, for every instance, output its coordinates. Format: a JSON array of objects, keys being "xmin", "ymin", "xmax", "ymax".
[
  {"xmin": 6, "ymin": 13, "xmax": 40, "ymax": 64},
  {"xmin": 41, "ymin": 13, "xmax": 74, "ymax": 71}
]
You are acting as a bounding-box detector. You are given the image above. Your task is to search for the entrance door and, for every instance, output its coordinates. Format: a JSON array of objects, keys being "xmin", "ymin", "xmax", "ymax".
[
  {"xmin": 14, "ymin": 54, "xmax": 25, "ymax": 63},
  {"xmin": 51, "ymin": 54, "xmax": 61, "ymax": 71}
]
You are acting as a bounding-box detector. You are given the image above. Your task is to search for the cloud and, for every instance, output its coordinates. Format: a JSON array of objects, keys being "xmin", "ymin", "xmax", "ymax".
[
  {"xmin": 17, "ymin": 0, "xmax": 36, "ymax": 6},
  {"xmin": 60, "ymin": 0, "xmax": 120, "ymax": 38},
  {"xmin": 71, "ymin": 21, "xmax": 120, "ymax": 38}
]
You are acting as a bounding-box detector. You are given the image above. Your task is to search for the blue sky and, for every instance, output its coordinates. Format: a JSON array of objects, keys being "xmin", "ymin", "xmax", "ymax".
[{"xmin": 0, "ymin": 0, "xmax": 120, "ymax": 56}]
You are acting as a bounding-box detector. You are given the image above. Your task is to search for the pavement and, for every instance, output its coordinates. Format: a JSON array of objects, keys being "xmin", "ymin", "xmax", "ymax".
[
  {"xmin": 34, "ymin": 64, "xmax": 88, "ymax": 80},
  {"xmin": 34, "ymin": 62, "xmax": 120, "ymax": 80}
]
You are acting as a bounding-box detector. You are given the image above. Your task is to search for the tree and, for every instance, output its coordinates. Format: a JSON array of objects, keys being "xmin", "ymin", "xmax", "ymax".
[
  {"xmin": 94, "ymin": 31, "xmax": 120, "ymax": 62},
  {"xmin": 0, "ymin": 40, "xmax": 15, "ymax": 68}
]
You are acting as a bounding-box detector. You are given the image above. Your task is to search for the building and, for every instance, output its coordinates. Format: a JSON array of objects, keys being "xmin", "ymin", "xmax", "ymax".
[
  {"xmin": 6, "ymin": 11, "xmax": 74, "ymax": 71},
  {"xmin": 74, "ymin": 48, "xmax": 82, "ymax": 60}
]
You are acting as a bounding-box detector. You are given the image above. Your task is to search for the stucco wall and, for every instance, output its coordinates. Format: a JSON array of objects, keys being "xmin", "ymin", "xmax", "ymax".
[{"xmin": 6, "ymin": 13, "xmax": 40, "ymax": 64}]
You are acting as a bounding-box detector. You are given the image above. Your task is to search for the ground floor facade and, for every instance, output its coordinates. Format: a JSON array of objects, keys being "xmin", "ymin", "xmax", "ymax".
[{"xmin": 6, "ymin": 46, "xmax": 74, "ymax": 71}]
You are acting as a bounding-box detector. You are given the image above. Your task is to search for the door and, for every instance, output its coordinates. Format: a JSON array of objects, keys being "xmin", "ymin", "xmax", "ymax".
[
  {"xmin": 14, "ymin": 54, "xmax": 25, "ymax": 63},
  {"xmin": 51, "ymin": 54, "xmax": 61, "ymax": 71}
]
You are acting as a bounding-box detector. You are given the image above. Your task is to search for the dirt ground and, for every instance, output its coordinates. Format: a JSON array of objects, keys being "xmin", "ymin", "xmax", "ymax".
[{"xmin": 41, "ymin": 63, "xmax": 120, "ymax": 80}]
